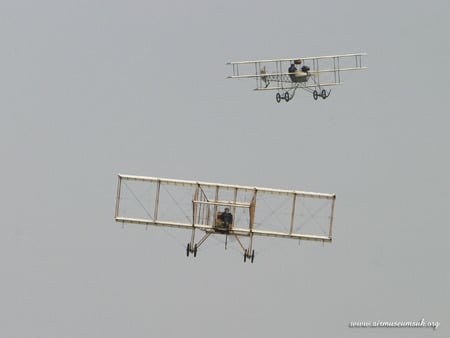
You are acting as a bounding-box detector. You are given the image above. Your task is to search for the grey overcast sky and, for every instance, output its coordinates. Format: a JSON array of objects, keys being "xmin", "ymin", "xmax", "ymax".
[{"xmin": 1, "ymin": 0, "xmax": 449, "ymax": 337}]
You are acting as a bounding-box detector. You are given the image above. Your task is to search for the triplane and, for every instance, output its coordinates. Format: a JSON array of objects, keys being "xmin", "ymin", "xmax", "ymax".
[
  {"xmin": 227, "ymin": 52, "xmax": 367, "ymax": 102},
  {"xmin": 115, "ymin": 174, "xmax": 336, "ymax": 263}
]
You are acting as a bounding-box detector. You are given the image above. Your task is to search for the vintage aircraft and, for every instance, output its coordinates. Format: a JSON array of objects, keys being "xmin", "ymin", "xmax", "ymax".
[
  {"xmin": 227, "ymin": 52, "xmax": 367, "ymax": 102},
  {"xmin": 115, "ymin": 174, "xmax": 336, "ymax": 263}
]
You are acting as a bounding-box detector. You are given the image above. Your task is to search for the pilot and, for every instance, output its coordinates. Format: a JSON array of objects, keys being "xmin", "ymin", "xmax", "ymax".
[
  {"xmin": 288, "ymin": 63, "xmax": 298, "ymax": 73},
  {"xmin": 219, "ymin": 207, "xmax": 233, "ymax": 229},
  {"xmin": 288, "ymin": 62, "xmax": 299, "ymax": 82}
]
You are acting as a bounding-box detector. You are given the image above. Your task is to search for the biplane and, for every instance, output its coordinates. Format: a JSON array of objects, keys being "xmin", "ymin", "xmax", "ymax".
[
  {"xmin": 115, "ymin": 174, "xmax": 336, "ymax": 263},
  {"xmin": 227, "ymin": 52, "xmax": 367, "ymax": 102}
]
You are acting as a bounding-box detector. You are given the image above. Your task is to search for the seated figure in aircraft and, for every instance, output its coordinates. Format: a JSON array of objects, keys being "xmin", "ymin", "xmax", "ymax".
[
  {"xmin": 218, "ymin": 208, "xmax": 233, "ymax": 230},
  {"xmin": 301, "ymin": 65, "xmax": 310, "ymax": 73},
  {"xmin": 288, "ymin": 60, "xmax": 309, "ymax": 83},
  {"xmin": 288, "ymin": 62, "xmax": 300, "ymax": 82}
]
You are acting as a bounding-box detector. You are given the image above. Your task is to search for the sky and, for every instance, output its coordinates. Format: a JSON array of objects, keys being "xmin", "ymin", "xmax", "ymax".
[{"xmin": 1, "ymin": 0, "xmax": 449, "ymax": 337}]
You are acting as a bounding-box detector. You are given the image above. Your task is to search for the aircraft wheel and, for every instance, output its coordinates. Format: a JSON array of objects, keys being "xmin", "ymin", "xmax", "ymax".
[
  {"xmin": 321, "ymin": 89, "xmax": 327, "ymax": 99},
  {"xmin": 313, "ymin": 90, "xmax": 318, "ymax": 100},
  {"xmin": 251, "ymin": 250, "xmax": 255, "ymax": 263},
  {"xmin": 244, "ymin": 249, "xmax": 247, "ymax": 262},
  {"xmin": 276, "ymin": 93, "xmax": 281, "ymax": 103},
  {"xmin": 284, "ymin": 92, "xmax": 290, "ymax": 102},
  {"xmin": 186, "ymin": 243, "xmax": 190, "ymax": 257},
  {"xmin": 193, "ymin": 244, "xmax": 198, "ymax": 257}
]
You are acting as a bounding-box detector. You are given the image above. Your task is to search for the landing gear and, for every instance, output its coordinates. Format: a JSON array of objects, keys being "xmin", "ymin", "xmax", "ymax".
[
  {"xmin": 313, "ymin": 89, "xmax": 330, "ymax": 100},
  {"xmin": 187, "ymin": 231, "xmax": 254, "ymax": 263},
  {"xmin": 313, "ymin": 90, "xmax": 318, "ymax": 100},
  {"xmin": 243, "ymin": 249, "xmax": 255, "ymax": 263},
  {"xmin": 275, "ymin": 91, "xmax": 292, "ymax": 103},
  {"xmin": 186, "ymin": 243, "xmax": 198, "ymax": 257}
]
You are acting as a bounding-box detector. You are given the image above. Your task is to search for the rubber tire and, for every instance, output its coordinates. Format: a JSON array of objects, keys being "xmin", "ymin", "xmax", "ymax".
[
  {"xmin": 276, "ymin": 93, "xmax": 281, "ymax": 103},
  {"xmin": 251, "ymin": 250, "xmax": 255, "ymax": 263},
  {"xmin": 284, "ymin": 92, "xmax": 290, "ymax": 102},
  {"xmin": 321, "ymin": 89, "xmax": 327, "ymax": 99},
  {"xmin": 313, "ymin": 90, "xmax": 318, "ymax": 100},
  {"xmin": 194, "ymin": 244, "xmax": 197, "ymax": 257},
  {"xmin": 244, "ymin": 249, "xmax": 247, "ymax": 262},
  {"xmin": 186, "ymin": 243, "xmax": 190, "ymax": 257}
]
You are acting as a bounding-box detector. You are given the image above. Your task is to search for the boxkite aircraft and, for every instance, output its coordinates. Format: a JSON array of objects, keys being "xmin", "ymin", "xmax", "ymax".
[
  {"xmin": 227, "ymin": 52, "xmax": 367, "ymax": 102},
  {"xmin": 115, "ymin": 174, "xmax": 336, "ymax": 263}
]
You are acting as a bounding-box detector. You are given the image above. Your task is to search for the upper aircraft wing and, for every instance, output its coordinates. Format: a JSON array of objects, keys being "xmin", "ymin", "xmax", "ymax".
[
  {"xmin": 227, "ymin": 52, "xmax": 367, "ymax": 91},
  {"xmin": 115, "ymin": 174, "xmax": 336, "ymax": 242}
]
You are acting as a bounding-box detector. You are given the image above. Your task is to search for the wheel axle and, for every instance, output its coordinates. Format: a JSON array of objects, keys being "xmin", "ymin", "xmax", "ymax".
[
  {"xmin": 243, "ymin": 249, "xmax": 255, "ymax": 263},
  {"xmin": 313, "ymin": 89, "xmax": 331, "ymax": 100},
  {"xmin": 276, "ymin": 91, "xmax": 291, "ymax": 103}
]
